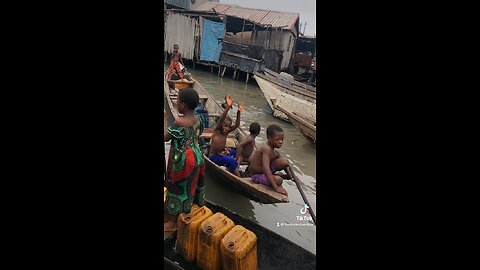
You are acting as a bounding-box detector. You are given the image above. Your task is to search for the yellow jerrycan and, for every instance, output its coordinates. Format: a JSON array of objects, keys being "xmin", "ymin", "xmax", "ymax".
[
  {"xmin": 176, "ymin": 204, "xmax": 213, "ymax": 262},
  {"xmin": 196, "ymin": 212, "xmax": 235, "ymax": 270},
  {"xmin": 220, "ymin": 225, "xmax": 258, "ymax": 270}
]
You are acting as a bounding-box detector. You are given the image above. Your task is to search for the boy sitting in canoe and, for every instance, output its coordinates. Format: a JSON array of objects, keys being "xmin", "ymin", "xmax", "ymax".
[
  {"xmin": 246, "ymin": 124, "xmax": 291, "ymax": 195},
  {"xmin": 164, "ymin": 88, "xmax": 206, "ymax": 232},
  {"xmin": 235, "ymin": 122, "xmax": 260, "ymax": 165},
  {"xmin": 209, "ymin": 95, "xmax": 243, "ymax": 177}
]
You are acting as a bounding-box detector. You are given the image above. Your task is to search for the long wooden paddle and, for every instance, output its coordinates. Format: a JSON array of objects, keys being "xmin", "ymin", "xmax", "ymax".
[{"xmin": 285, "ymin": 165, "xmax": 316, "ymax": 225}]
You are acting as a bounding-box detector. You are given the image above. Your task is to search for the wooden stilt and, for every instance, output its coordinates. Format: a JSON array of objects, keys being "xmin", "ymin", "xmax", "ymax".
[
  {"xmin": 217, "ymin": 65, "xmax": 221, "ymax": 76},
  {"xmin": 221, "ymin": 66, "xmax": 227, "ymax": 77},
  {"xmin": 233, "ymin": 69, "xmax": 237, "ymax": 79},
  {"xmin": 245, "ymin": 72, "xmax": 250, "ymax": 84}
]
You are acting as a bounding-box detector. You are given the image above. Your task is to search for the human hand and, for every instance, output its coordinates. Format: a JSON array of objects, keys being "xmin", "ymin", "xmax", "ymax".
[
  {"xmin": 275, "ymin": 186, "xmax": 288, "ymax": 195},
  {"xmin": 238, "ymin": 102, "xmax": 244, "ymax": 113},
  {"xmin": 225, "ymin": 95, "xmax": 233, "ymax": 108}
]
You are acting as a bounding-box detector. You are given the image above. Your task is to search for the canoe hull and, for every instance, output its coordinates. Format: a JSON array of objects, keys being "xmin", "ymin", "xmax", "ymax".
[
  {"xmin": 253, "ymin": 74, "xmax": 316, "ymax": 122},
  {"xmin": 276, "ymin": 105, "xmax": 316, "ymax": 145},
  {"xmin": 203, "ymin": 155, "xmax": 288, "ymax": 204}
]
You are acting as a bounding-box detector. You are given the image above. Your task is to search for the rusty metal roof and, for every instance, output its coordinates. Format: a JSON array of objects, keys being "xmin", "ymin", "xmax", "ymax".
[{"xmin": 193, "ymin": 2, "xmax": 299, "ymax": 30}]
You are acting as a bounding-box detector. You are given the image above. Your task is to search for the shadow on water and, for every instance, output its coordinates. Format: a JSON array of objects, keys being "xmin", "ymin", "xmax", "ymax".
[{"xmin": 204, "ymin": 171, "xmax": 257, "ymax": 222}]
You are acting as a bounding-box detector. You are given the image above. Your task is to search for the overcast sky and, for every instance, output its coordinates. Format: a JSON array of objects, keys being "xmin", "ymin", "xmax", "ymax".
[{"xmin": 219, "ymin": 0, "xmax": 316, "ymax": 36}]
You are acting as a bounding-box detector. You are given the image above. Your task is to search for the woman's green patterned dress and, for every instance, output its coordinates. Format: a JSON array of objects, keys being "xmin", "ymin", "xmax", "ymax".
[{"xmin": 164, "ymin": 115, "xmax": 205, "ymax": 215}]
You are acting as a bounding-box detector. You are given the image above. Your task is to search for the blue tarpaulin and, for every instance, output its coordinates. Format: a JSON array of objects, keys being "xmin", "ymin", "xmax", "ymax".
[{"xmin": 200, "ymin": 19, "xmax": 224, "ymax": 63}]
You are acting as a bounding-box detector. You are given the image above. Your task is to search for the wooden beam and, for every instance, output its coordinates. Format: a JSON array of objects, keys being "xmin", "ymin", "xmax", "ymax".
[{"xmin": 221, "ymin": 66, "xmax": 227, "ymax": 77}]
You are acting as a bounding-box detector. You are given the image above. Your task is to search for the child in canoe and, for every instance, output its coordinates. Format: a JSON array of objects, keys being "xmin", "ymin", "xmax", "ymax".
[
  {"xmin": 246, "ymin": 124, "xmax": 291, "ymax": 195},
  {"xmin": 235, "ymin": 122, "xmax": 261, "ymax": 165},
  {"xmin": 209, "ymin": 95, "xmax": 243, "ymax": 177},
  {"xmin": 167, "ymin": 53, "xmax": 184, "ymax": 81},
  {"xmin": 172, "ymin": 44, "xmax": 184, "ymax": 66},
  {"xmin": 164, "ymin": 88, "xmax": 205, "ymax": 232}
]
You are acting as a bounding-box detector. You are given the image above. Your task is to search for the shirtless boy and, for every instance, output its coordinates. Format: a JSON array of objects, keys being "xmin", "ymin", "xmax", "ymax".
[
  {"xmin": 236, "ymin": 122, "xmax": 260, "ymax": 165},
  {"xmin": 246, "ymin": 124, "xmax": 291, "ymax": 195},
  {"xmin": 209, "ymin": 95, "xmax": 243, "ymax": 177},
  {"xmin": 172, "ymin": 44, "xmax": 184, "ymax": 66}
]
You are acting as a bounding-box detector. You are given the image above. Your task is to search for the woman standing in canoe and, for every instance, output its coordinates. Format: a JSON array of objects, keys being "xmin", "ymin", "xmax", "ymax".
[{"xmin": 164, "ymin": 88, "xmax": 205, "ymax": 232}]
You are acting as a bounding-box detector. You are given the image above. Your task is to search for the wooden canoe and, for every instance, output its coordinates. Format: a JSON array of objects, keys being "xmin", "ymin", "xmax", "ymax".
[
  {"xmin": 163, "ymin": 200, "xmax": 316, "ymax": 270},
  {"xmin": 263, "ymin": 69, "xmax": 316, "ymax": 93},
  {"xmin": 164, "ymin": 73, "xmax": 288, "ymax": 204},
  {"xmin": 253, "ymin": 70, "xmax": 316, "ymax": 122},
  {"xmin": 276, "ymin": 105, "xmax": 316, "ymax": 145}
]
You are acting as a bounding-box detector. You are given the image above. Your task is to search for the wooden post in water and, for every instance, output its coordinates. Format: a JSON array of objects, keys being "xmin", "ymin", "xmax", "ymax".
[
  {"xmin": 217, "ymin": 65, "xmax": 221, "ymax": 76},
  {"xmin": 221, "ymin": 66, "xmax": 227, "ymax": 77},
  {"xmin": 232, "ymin": 69, "xmax": 237, "ymax": 79},
  {"xmin": 245, "ymin": 72, "xmax": 250, "ymax": 84}
]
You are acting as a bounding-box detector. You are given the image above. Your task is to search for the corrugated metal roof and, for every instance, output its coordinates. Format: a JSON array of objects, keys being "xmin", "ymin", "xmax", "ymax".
[{"xmin": 193, "ymin": 2, "xmax": 299, "ymax": 30}]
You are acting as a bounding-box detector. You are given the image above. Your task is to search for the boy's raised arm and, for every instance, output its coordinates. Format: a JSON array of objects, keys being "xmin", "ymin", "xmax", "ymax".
[
  {"xmin": 230, "ymin": 102, "xmax": 243, "ymax": 131},
  {"xmin": 214, "ymin": 95, "xmax": 233, "ymax": 130}
]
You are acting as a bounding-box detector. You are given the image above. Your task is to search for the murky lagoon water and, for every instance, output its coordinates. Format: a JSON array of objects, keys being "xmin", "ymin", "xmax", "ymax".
[{"xmin": 164, "ymin": 64, "xmax": 317, "ymax": 254}]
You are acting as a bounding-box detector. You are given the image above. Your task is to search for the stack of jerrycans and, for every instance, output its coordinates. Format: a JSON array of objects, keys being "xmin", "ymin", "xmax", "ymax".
[
  {"xmin": 176, "ymin": 204, "xmax": 213, "ymax": 262},
  {"xmin": 196, "ymin": 213, "xmax": 235, "ymax": 270},
  {"xmin": 220, "ymin": 225, "xmax": 258, "ymax": 270}
]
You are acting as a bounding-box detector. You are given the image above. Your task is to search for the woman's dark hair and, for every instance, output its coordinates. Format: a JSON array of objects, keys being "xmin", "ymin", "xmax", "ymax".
[
  {"xmin": 178, "ymin": 88, "xmax": 199, "ymax": 110},
  {"xmin": 266, "ymin": 124, "xmax": 283, "ymax": 138},
  {"xmin": 249, "ymin": 122, "xmax": 261, "ymax": 135}
]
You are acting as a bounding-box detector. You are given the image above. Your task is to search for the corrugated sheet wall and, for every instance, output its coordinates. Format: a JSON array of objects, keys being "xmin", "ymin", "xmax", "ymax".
[
  {"xmin": 164, "ymin": 13, "xmax": 198, "ymax": 60},
  {"xmin": 251, "ymin": 30, "xmax": 295, "ymax": 70}
]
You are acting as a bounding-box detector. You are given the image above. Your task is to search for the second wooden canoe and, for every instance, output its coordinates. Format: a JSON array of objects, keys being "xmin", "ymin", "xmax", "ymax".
[
  {"xmin": 276, "ymin": 105, "xmax": 316, "ymax": 145},
  {"xmin": 253, "ymin": 70, "xmax": 316, "ymax": 122}
]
